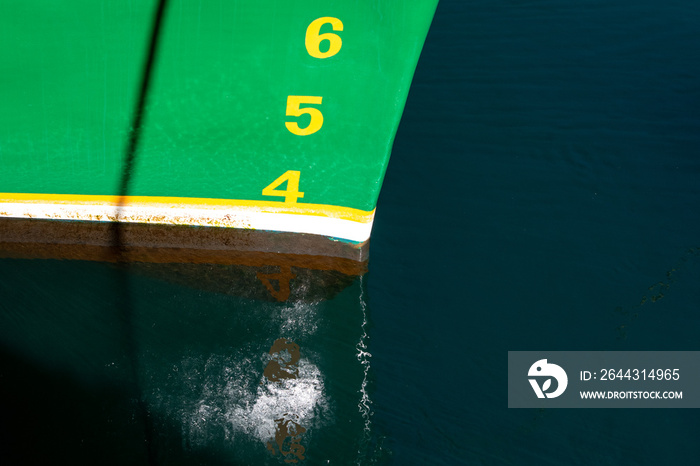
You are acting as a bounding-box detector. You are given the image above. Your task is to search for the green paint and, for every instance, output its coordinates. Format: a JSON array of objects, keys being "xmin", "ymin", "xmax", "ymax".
[
  {"xmin": 1, "ymin": 0, "xmax": 437, "ymax": 212},
  {"xmin": 0, "ymin": 1, "xmax": 154, "ymax": 196}
]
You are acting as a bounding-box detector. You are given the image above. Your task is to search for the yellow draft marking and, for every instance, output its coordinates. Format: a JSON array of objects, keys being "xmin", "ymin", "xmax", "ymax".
[
  {"xmin": 305, "ymin": 17, "xmax": 343, "ymax": 59},
  {"xmin": 0, "ymin": 192, "xmax": 374, "ymax": 223},
  {"xmin": 262, "ymin": 170, "xmax": 304, "ymax": 204},
  {"xmin": 285, "ymin": 96, "xmax": 323, "ymax": 136}
]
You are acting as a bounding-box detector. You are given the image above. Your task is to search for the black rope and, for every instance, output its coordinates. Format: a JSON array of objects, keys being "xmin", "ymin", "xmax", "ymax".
[
  {"xmin": 113, "ymin": 1, "xmax": 170, "ymax": 464},
  {"xmin": 118, "ymin": 0, "xmax": 169, "ymax": 203}
]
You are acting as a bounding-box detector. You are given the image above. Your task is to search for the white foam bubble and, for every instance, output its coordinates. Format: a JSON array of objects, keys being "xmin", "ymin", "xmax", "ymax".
[
  {"xmin": 278, "ymin": 301, "xmax": 320, "ymax": 338},
  {"xmin": 228, "ymin": 358, "xmax": 328, "ymax": 442},
  {"xmin": 155, "ymin": 348, "xmax": 328, "ymax": 452}
]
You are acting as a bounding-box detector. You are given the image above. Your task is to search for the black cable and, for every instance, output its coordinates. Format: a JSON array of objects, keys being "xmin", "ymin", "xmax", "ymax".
[
  {"xmin": 113, "ymin": 1, "xmax": 170, "ymax": 464},
  {"xmin": 118, "ymin": 0, "xmax": 169, "ymax": 204}
]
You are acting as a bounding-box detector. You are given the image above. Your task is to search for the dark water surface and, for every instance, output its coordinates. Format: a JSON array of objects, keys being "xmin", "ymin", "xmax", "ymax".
[
  {"xmin": 2, "ymin": 1, "xmax": 700, "ymax": 465},
  {"xmin": 369, "ymin": 1, "xmax": 700, "ymax": 464}
]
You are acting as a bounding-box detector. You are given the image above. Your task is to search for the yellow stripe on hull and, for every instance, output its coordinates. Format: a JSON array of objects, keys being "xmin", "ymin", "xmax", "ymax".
[{"xmin": 0, "ymin": 193, "xmax": 375, "ymax": 243}]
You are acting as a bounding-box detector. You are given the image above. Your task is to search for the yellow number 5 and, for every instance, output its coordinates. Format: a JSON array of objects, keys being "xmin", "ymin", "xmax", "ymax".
[
  {"xmin": 305, "ymin": 17, "xmax": 343, "ymax": 59},
  {"xmin": 285, "ymin": 96, "xmax": 323, "ymax": 136}
]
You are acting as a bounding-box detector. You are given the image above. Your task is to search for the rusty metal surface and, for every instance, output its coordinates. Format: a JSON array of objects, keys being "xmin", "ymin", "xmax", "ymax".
[
  {"xmin": 0, "ymin": 218, "xmax": 368, "ymax": 302},
  {"xmin": 0, "ymin": 218, "xmax": 368, "ymax": 261}
]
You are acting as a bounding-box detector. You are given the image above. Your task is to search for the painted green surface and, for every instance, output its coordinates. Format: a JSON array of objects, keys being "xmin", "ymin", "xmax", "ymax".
[
  {"xmin": 1, "ymin": 0, "xmax": 438, "ymax": 212},
  {"xmin": 0, "ymin": 0, "xmax": 155, "ymax": 196}
]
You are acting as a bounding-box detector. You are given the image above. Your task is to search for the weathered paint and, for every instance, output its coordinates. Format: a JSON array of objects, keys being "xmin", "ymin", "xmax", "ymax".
[{"xmin": 0, "ymin": 193, "xmax": 374, "ymax": 242}]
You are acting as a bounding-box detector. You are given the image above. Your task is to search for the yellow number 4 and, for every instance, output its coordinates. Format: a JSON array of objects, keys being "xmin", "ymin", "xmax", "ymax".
[{"xmin": 262, "ymin": 170, "xmax": 304, "ymax": 204}]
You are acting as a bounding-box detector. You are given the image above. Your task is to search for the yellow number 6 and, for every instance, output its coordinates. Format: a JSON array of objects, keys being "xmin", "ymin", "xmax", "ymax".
[
  {"xmin": 305, "ymin": 17, "xmax": 343, "ymax": 59},
  {"xmin": 285, "ymin": 96, "xmax": 323, "ymax": 136}
]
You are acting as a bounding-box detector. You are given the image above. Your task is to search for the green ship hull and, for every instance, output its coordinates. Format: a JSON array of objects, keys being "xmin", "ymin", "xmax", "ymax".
[{"xmin": 1, "ymin": 0, "xmax": 438, "ymax": 258}]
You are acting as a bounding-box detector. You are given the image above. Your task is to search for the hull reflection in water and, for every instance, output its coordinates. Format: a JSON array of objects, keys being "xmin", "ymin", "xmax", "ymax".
[{"xmin": 0, "ymin": 219, "xmax": 379, "ymax": 465}]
